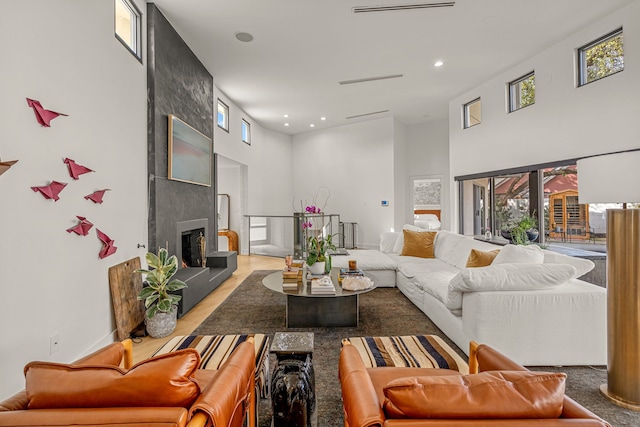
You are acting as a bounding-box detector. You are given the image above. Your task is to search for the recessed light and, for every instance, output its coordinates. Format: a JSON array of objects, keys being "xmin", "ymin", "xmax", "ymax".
[
  {"xmin": 310, "ymin": 124, "xmax": 315, "ymax": 128},
  {"xmin": 320, "ymin": 117, "xmax": 326, "ymax": 121},
  {"xmin": 235, "ymin": 32, "xmax": 254, "ymax": 42},
  {"xmin": 284, "ymin": 123, "xmax": 290, "ymax": 127},
  {"xmin": 283, "ymin": 114, "xmax": 289, "ymax": 118},
  {"xmin": 434, "ymin": 60, "xmax": 444, "ymax": 67}
]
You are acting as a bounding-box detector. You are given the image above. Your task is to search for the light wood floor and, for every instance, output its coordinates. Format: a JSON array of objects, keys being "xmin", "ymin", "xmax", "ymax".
[{"xmin": 132, "ymin": 254, "xmax": 283, "ymax": 363}]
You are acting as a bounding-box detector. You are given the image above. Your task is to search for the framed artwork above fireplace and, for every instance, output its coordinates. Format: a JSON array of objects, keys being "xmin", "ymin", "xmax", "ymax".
[{"xmin": 168, "ymin": 114, "xmax": 212, "ymax": 187}]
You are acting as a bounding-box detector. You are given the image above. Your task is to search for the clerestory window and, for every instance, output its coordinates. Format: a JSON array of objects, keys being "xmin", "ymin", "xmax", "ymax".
[
  {"xmin": 578, "ymin": 28, "xmax": 623, "ymax": 86},
  {"xmin": 115, "ymin": 0, "xmax": 142, "ymax": 60},
  {"xmin": 508, "ymin": 72, "xmax": 535, "ymax": 112}
]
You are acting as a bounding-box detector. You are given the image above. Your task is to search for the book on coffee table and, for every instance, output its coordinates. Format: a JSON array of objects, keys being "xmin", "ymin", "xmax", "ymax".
[
  {"xmin": 340, "ymin": 268, "xmax": 364, "ymax": 276},
  {"xmin": 311, "ymin": 277, "xmax": 336, "ymax": 295}
]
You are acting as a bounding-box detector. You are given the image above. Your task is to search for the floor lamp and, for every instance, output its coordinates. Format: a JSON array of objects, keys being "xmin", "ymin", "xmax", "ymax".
[{"xmin": 578, "ymin": 151, "xmax": 640, "ymax": 411}]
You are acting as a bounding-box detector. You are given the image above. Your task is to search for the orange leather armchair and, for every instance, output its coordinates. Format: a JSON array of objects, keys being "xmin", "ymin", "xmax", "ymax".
[
  {"xmin": 0, "ymin": 338, "xmax": 256, "ymax": 427},
  {"xmin": 339, "ymin": 340, "xmax": 611, "ymax": 427}
]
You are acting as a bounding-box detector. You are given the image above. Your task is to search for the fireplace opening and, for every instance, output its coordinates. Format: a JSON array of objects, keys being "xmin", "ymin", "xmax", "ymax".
[{"xmin": 181, "ymin": 228, "xmax": 205, "ymax": 268}]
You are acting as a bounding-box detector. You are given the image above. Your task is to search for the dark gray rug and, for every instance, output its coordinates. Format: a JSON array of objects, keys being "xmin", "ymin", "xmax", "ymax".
[{"xmin": 193, "ymin": 270, "xmax": 639, "ymax": 427}]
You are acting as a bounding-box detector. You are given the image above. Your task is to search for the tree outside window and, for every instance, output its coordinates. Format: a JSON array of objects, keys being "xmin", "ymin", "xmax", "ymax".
[
  {"xmin": 509, "ymin": 72, "xmax": 535, "ymax": 112},
  {"xmin": 579, "ymin": 29, "xmax": 623, "ymax": 86}
]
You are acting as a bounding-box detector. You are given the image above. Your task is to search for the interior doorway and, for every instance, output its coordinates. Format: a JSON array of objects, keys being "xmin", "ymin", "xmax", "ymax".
[{"xmin": 216, "ymin": 155, "xmax": 246, "ymax": 253}]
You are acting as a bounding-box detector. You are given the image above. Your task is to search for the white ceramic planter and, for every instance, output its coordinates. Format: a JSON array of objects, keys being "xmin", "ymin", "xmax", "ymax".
[{"xmin": 307, "ymin": 261, "xmax": 326, "ymax": 275}]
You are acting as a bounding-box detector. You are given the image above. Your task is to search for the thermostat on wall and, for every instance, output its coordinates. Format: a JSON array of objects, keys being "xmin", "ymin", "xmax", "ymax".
[{"xmin": 381, "ymin": 200, "xmax": 389, "ymax": 206}]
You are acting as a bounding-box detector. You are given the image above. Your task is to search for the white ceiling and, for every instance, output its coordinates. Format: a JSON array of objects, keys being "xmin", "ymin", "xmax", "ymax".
[{"xmin": 149, "ymin": 0, "xmax": 634, "ymax": 135}]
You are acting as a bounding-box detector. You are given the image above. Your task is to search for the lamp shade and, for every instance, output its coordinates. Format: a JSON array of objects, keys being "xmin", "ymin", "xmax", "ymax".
[{"xmin": 577, "ymin": 151, "xmax": 640, "ymax": 204}]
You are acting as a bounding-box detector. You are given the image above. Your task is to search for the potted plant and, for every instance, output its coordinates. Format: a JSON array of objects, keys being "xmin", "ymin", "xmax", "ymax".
[
  {"xmin": 502, "ymin": 211, "xmax": 539, "ymax": 245},
  {"xmin": 136, "ymin": 248, "xmax": 187, "ymax": 338},
  {"xmin": 306, "ymin": 231, "xmax": 336, "ymax": 274}
]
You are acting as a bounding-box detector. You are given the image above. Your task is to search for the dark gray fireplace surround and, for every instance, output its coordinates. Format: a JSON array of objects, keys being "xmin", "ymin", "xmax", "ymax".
[{"xmin": 147, "ymin": 4, "xmax": 236, "ymax": 318}]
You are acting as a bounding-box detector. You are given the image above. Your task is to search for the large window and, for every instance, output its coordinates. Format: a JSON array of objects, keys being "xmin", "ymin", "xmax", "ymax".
[
  {"xmin": 508, "ymin": 72, "xmax": 535, "ymax": 112},
  {"xmin": 114, "ymin": 0, "xmax": 141, "ymax": 60},
  {"xmin": 217, "ymin": 99, "xmax": 229, "ymax": 132},
  {"xmin": 578, "ymin": 28, "xmax": 624, "ymax": 86},
  {"xmin": 458, "ymin": 164, "xmax": 608, "ymax": 247},
  {"xmin": 463, "ymin": 98, "xmax": 481, "ymax": 128},
  {"xmin": 241, "ymin": 119, "xmax": 251, "ymax": 145}
]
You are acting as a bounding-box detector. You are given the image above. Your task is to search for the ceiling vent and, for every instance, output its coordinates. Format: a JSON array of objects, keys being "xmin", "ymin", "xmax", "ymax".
[
  {"xmin": 346, "ymin": 110, "xmax": 389, "ymax": 120},
  {"xmin": 353, "ymin": 2, "xmax": 454, "ymax": 13},
  {"xmin": 339, "ymin": 74, "xmax": 403, "ymax": 85}
]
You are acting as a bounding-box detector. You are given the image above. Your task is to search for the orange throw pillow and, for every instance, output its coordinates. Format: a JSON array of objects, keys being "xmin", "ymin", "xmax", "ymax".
[
  {"xmin": 465, "ymin": 248, "xmax": 501, "ymax": 268},
  {"xmin": 25, "ymin": 349, "xmax": 201, "ymax": 409},
  {"xmin": 401, "ymin": 230, "xmax": 437, "ymax": 258},
  {"xmin": 383, "ymin": 370, "xmax": 566, "ymax": 419}
]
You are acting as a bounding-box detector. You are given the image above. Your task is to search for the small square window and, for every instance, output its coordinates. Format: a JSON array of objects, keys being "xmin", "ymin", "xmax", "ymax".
[
  {"xmin": 217, "ymin": 99, "xmax": 229, "ymax": 132},
  {"xmin": 241, "ymin": 119, "xmax": 251, "ymax": 145},
  {"xmin": 578, "ymin": 28, "xmax": 623, "ymax": 86},
  {"xmin": 463, "ymin": 98, "xmax": 481, "ymax": 129},
  {"xmin": 115, "ymin": 0, "xmax": 142, "ymax": 60},
  {"xmin": 509, "ymin": 72, "xmax": 535, "ymax": 112}
]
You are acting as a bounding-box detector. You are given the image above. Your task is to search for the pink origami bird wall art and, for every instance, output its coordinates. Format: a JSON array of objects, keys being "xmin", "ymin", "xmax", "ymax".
[
  {"xmin": 63, "ymin": 158, "xmax": 93, "ymax": 180},
  {"xmin": 66, "ymin": 216, "xmax": 94, "ymax": 236},
  {"xmin": 97, "ymin": 229, "xmax": 117, "ymax": 259},
  {"xmin": 31, "ymin": 180, "xmax": 67, "ymax": 201},
  {"xmin": 85, "ymin": 189, "xmax": 110, "ymax": 204},
  {"xmin": 26, "ymin": 98, "xmax": 68, "ymax": 127}
]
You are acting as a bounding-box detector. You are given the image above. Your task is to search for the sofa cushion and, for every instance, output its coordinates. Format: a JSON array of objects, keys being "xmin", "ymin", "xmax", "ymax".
[
  {"xmin": 380, "ymin": 232, "xmax": 402, "ymax": 254},
  {"xmin": 492, "ymin": 244, "xmax": 544, "ymax": 264},
  {"xmin": 434, "ymin": 231, "xmax": 500, "ymax": 269},
  {"xmin": 465, "ymin": 248, "xmax": 500, "ymax": 268},
  {"xmin": 24, "ymin": 349, "xmax": 201, "ymax": 409},
  {"xmin": 401, "ymin": 230, "xmax": 437, "ymax": 258},
  {"xmin": 446, "ymin": 263, "xmax": 578, "ymax": 312},
  {"xmin": 382, "ymin": 370, "xmax": 566, "ymax": 419},
  {"xmin": 543, "ymin": 249, "xmax": 595, "ymax": 277}
]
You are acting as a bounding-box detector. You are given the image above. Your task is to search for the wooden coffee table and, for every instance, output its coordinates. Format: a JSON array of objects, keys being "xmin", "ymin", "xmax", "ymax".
[{"xmin": 262, "ymin": 268, "xmax": 375, "ymax": 327}]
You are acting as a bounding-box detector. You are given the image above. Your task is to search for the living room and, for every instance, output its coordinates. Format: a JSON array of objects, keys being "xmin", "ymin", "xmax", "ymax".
[{"xmin": 1, "ymin": 0, "xmax": 639, "ymax": 424}]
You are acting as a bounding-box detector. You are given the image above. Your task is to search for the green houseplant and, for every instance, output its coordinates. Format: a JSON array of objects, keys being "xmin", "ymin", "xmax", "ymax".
[
  {"xmin": 306, "ymin": 231, "xmax": 337, "ymax": 273},
  {"xmin": 136, "ymin": 248, "xmax": 187, "ymax": 338},
  {"xmin": 503, "ymin": 211, "xmax": 539, "ymax": 245}
]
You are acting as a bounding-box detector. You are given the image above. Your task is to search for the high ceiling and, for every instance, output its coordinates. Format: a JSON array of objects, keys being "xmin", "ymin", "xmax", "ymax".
[{"xmin": 150, "ymin": 0, "xmax": 634, "ymax": 135}]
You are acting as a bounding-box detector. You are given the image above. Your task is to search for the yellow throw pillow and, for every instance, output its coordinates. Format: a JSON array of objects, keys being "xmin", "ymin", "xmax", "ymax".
[
  {"xmin": 465, "ymin": 248, "xmax": 501, "ymax": 268},
  {"xmin": 401, "ymin": 230, "xmax": 437, "ymax": 258}
]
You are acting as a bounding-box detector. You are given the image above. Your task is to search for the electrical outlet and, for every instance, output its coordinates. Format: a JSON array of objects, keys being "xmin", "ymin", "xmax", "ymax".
[{"xmin": 50, "ymin": 334, "xmax": 60, "ymax": 355}]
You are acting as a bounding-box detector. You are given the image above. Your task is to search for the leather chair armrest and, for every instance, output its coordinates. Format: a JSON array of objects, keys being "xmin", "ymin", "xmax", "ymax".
[
  {"xmin": 561, "ymin": 396, "xmax": 612, "ymax": 426},
  {"xmin": 475, "ymin": 344, "xmax": 526, "ymax": 372},
  {"xmin": 0, "ymin": 391, "xmax": 28, "ymax": 411},
  {"xmin": 339, "ymin": 342, "xmax": 385, "ymax": 427},
  {"xmin": 71, "ymin": 340, "xmax": 128, "ymax": 367},
  {"xmin": 188, "ymin": 340, "xmax": 255, "ymax": 427}
]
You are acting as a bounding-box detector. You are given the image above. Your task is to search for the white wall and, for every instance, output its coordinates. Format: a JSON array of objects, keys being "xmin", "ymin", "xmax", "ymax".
[
  {"xmin": 449, "ymin": 2, "xmax": 640, "ymax": 178},
  {"xmin": 213, "ymin": 89, "xmax": 293, "ymax": 253},
  {"xmin": 393, "ymin": 119, "xmax": 407, "ymax": 232},
  {"xmin": 448, "ymin": 1, "xmax": 640, "ymax": 232},
  {"xmin": 0, "ymin": 0, "xmax": 147, "ymax": 399},
  {"xmin": 404, "ymin": 120, "xmax": 450, "ymax": 229},
  {"xmin": 291, "ymin": 118, "xmax": 396, "ymax": 248}
]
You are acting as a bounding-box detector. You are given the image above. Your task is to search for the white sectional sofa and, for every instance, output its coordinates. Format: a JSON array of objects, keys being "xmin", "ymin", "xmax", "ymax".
[{"xmin": 332, "ymin": 229, "xmax": 607, "ymax": 366}]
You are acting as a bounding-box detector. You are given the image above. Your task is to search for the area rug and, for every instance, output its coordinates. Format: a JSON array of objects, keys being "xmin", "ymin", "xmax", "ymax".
[{"xmin": 192, "ymin": 270, "xmax": 639, "ymax": 427}]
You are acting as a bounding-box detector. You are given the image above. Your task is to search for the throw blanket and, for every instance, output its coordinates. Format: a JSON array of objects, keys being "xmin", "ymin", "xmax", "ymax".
[
  {"xmin": 152, "ymin": 334, "xmax": 270, "ymax": 396},
  {"xmin": 345, "ymin": 334, "xmax": 468, "ymax": 374}
]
